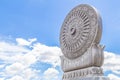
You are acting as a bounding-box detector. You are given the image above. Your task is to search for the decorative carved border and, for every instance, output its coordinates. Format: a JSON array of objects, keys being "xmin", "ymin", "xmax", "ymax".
[
  {"xmin": 62, "ymin": 67, "xmax": 103, "ymax": 80},
  {"xmin": 60, "ymin": 4, "xmax": 102, "ymax": 59}
]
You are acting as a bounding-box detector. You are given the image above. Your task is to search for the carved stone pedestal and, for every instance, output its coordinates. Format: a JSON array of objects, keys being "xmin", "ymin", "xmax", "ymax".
[
  {"xmin": 63, "ymin": 76, "xmax": 109, "ymax": 80},
  {"xmin": 60, "ymin": 44, "xmax": 104, "ymax": 72},
  {"xmin": 59, "ymin": 4, "xmax": 110, "ymax": 80},
  {"xmin": 62, "ymin": 67, "xmax": 109, "ymax": 80}
]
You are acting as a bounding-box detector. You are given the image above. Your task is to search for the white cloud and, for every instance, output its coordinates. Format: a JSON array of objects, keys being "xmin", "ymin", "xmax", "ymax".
[
  {"xmin": 43, "ymin": 68, "xmax": 59, "ymax": 80},
  {"xmin": 31, "ymin": 43, "xmax": 62, "ymax": 67},
  {"xmin": 6, "ymin": 75, "xmax": 24, "ymax": 80},
  {"xmin": 0, "ymin": 65, "xmax": 5, "ymax": 69},
  {"xmin": 0, "ymin": 41, "xmax": 29, "ymax": 54},
  {"xmin": 0, "ymin": 37, "xmax": 120, "ymax": 80},
  {"xmin": 0, "ymin": 38, "xmax": 62, "ymax": 80},
  {"xmin": 5, "ymin": 62, "xmax": 25, "ymax": 75},
  {"xmin": 0, "ymin": 38, "xmax": 38, "ymax": 80},
  {"xmin": 16, "ymin": 38, "xmax": 36, "ymax": 46},
  {"xmin": 108, "ymin": 74, "xmax": 120, "ymax": 80},
  {"xmin": 103, "ymin": 51, "xmax": 120, "ymax": 73},
  {"xmin": 103, "ymin": 51, "xmax": 120, "ymax": 80},
  {"xmin": 0, "ymin": 78, "xmax": 4, "ymax": 80},
  {"xmin": 22, "ymin": 69, "xmax": 37, "ymax": 80}
]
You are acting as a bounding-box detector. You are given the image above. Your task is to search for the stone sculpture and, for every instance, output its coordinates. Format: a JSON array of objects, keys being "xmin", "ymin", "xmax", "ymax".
[{"xmin": 60, "ymin": 4, "xmax": 109, "ymax": 80}]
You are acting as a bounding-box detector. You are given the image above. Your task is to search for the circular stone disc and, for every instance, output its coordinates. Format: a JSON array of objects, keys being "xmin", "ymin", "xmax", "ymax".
[{"xmin": 60, "ymin": 4, "xmax": 102, "ymax": 59}]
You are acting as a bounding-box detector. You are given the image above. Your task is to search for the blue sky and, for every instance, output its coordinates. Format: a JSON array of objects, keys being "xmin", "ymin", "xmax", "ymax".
[
  {"xmin": 0, "ymin": 0, "xmax": 120, "ymax": 51},
  {"xmin": 0, "ymin": 0, "xmax": 120, "ymax": 80}
]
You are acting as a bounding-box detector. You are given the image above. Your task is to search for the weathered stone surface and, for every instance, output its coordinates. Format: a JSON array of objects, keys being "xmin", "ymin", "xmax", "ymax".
[
  {"xmin": 60, "ymin": 4, "xmax": 102, "ymax": 59},
  {"xmin": 59, "ymin": 4, "xmax": 109, "ymax": 80},
  {"xmin": 61, "ymin": 44, "xmax": 104, "ymax": 72},
  {"xmin": 62, "ymin": 67, "xmax": 103, "ymax": 80},
  {"xmin": 63, "ymin": 76, "xmax": 109, "ymax": 80}
]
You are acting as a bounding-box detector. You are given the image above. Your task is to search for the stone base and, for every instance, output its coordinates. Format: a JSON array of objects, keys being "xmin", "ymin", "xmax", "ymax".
[
  {"xmin": 63, "ymin": 76, "xmax": 110, "ymax": 80},
  {"xmin": 60, "ymin": 44, "xmax": 104, "ymax": 72},
  {"xmin": 62, "ymin": 67, "xmax": 109, "ymax": 80},
  {"xmin": 63, "ymin": 67, "xmax": 103, "ymax": 79}
]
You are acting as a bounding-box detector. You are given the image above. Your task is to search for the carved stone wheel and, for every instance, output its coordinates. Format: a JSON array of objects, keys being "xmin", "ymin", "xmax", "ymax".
[{"xmin": 60, "ymin": 4, "xmax": 102, "ymax": 59}]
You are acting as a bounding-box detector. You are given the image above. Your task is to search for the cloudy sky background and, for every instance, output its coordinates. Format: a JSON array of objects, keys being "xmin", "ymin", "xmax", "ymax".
[{"xmin": 0, "ymin": 0, "xmax": 120, "ymax": 80}]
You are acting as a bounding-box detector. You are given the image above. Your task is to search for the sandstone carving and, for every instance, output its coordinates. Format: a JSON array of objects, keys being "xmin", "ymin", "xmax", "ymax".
[{"xmin": 60, "ymin": 4, "xmax": 109, "ymax": 80}]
